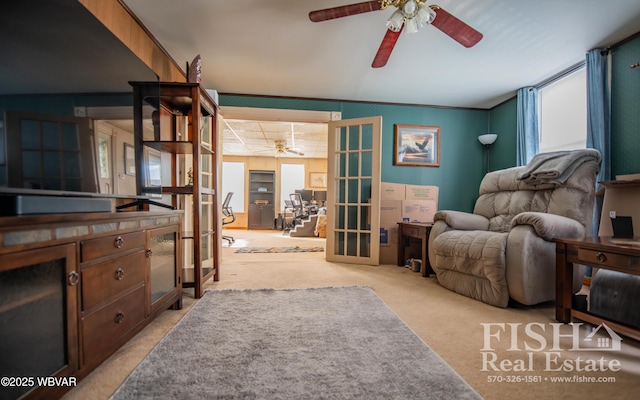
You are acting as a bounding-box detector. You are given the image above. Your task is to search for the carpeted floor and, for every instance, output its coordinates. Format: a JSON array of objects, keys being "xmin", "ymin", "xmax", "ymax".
[
  {"xmin": 234, "ymin": 246, "xmax": 324, "ymax": 253},
  {"xmin": 111, "ymin": 287, "xmax": 480, "ymax": 400}
]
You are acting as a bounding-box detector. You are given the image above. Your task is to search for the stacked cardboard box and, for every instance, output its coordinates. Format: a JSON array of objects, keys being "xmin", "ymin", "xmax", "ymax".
[{"xmin": 379, "ymin": 182, "xmax": 438, "ymax": 264}]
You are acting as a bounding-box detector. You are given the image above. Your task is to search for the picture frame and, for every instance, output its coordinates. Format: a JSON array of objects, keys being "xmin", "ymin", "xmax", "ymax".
[
  {"xmin": 124, "ymin": 143, "xmax": 136, "ymax": 176},
  {"xmin": 309, "ymin": 172, "xmax": 327, "ymax": 188},
  {"xmin": 393, "ymin": 124, "xmax": 440, "ymax": 167}
]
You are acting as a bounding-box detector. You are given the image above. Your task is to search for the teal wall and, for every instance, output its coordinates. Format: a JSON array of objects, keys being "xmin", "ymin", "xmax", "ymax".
[
  {"xmin": 611, "ymin": 35, "xmax": 640, "ymax": 176},
  {"xmin": 220, "ymin": 95, "xmax": 489, "ymax": 212},
  {"xmin": 488, "ymin": 98, "xmax": 517, "ymax": 171}
]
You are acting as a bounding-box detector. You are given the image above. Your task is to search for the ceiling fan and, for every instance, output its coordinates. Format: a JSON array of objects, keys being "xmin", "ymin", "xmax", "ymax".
[
  {"xmin": 309, "ymin": 0, "xmax": 482, "ymax": 68},
  {"xmin": 274, "ymin": 140, "xmax": 305, "ymax": 156}
]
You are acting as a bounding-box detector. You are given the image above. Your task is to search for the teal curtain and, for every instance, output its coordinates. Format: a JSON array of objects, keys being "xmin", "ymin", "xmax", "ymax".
[
  {"xmin": 516, "ymin": 87, "xmax": 539, "ymax": 166},
  {"xmin": 584, "ymin": 48, "xmax": 611, "ymax": 280},
  {"xmin": 586, "ymin": 48, "xmax": 611, "ymax": 237}
]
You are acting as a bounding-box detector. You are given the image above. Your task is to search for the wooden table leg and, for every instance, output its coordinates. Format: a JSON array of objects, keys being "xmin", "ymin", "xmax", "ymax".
[
  {"xmin": 397, "ymin": 227, "xmax": 405, "ymax": 266},
  {"xmin": 555, "ymin": 243, "xmax": 573, "ymax": 323},
  {"xmin": 421, "ymin": 232, "xmax": 429, "ymax": 277}
]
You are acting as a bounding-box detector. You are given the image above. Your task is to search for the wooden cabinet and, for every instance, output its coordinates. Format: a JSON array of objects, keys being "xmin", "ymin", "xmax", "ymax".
[
  {"xmin": 0, "ymin": 211, "xmax": 182, "ymax": 400},
  {"xmin": 130, "ymin": 81, "xmax": 219, "ymax": 298},
  {"xmin": 0, "ymin": 244, "xmax": 79, "ymax": 400},
  {"xmin": 248, "ymin": 170, "xmax": 275, "ymax": 229}
]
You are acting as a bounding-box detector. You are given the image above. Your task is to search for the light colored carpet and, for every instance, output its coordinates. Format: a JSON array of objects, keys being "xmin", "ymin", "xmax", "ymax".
[{"xmin": 110, "ymin": 287, "xmax": 480, "ymax": 400}]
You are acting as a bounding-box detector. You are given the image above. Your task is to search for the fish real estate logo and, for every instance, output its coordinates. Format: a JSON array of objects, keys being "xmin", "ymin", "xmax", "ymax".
[{"xmin": 480, "ymin": 322, "xmax": 623, "ymax": 373}]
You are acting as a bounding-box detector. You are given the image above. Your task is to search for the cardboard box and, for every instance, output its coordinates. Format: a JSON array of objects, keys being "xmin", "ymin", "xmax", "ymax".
[
  {"xmin": 380, "ymin": 200, "xmax": 402, "ymax": 246},
  {"xmin": 378, "ymin": 183, "xmax": 439, "ymax": 262},
  {"xmin": 401, "ymin": 200, "xmax": 437, "ymax": 223},
  {"xmin": 381, "ymin": 182, "xmax": 406, "ymax": 200},
  {"xmin": 599, "ymin": 184, "xmax": 640, "ymax": 237},
  {"xmin": 405, "ymin": 184, "xmax": 439, "ymax": 201}
]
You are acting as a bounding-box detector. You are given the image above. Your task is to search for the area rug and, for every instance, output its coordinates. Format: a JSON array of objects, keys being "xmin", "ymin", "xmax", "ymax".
[
  {"xmin": 234, "ymin": 246, "xmax": 324, "ymax": 253},
  {"xmin": 110, "ymin": 287, "xmax": 480, "ymax": 400}
]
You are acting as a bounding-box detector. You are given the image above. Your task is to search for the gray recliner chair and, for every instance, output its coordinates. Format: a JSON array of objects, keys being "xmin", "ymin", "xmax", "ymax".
[{"xmin": 428, "ymin": 149, "xmax": 601, "ymax": 308}]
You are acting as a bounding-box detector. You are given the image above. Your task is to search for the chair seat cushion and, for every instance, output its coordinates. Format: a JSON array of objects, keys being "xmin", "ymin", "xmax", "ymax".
[{"xmin": 433, "ymin": 230, "xmax": 509, "ymax": 307}]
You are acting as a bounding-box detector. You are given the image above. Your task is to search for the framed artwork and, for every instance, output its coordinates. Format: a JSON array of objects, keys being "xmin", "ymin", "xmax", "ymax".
[
  {"xmin": 124, "ymin": 143, "xmax": 136, "ymax": 176},
  {"xmin": 309, "ymin": 172, "xmax": 327, "ymax": 188},
  {"xmin": 393, "ymin": 124, "xmax": 440, "ymax": 167}
]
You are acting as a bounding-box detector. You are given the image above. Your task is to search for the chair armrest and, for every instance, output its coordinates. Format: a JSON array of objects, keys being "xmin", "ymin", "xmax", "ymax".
[
  {"xmin": 434, "ymin": 210, "xmax": 490, "ymax": 231},
  {"xmin": 510, "ymin": 212, "xmax": 585, "ymax": 241}
]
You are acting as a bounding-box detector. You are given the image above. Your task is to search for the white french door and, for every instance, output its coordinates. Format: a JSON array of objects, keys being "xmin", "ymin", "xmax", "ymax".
[{"xmin": 326, "ymin": 116, "xmax": 382, "ymax": 265}]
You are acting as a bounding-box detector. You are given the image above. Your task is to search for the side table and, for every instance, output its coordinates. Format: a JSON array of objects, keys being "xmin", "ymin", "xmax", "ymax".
[
  {"xmin": 555, "ymin": 236, "xmax": 640, "ymax": 341},
  {"xmin": 397, "ymin": 222, "xmax": 433, "ymax": 277}
]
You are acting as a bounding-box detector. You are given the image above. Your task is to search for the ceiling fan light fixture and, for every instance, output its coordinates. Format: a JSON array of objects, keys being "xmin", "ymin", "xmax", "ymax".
[
  {"xmin": 386, "ymin": 9, "xmax": 404, "ymax": 32},
  {"xmin": 415, "ymin": 4, "xmax": 436, "ymax": 27},
  {"xmin": 402, "ymin": 0, "xmax": 418, "ymax": 17},
  {"xmin": 404, "ymin": 16, "xmax": 419, "ymax": 34}
]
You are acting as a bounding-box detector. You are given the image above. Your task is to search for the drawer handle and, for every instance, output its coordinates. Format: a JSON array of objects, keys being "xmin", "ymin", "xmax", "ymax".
[
  {"xmin": 114, "ymin": 236, "xmax": 124, "ymax": 249},
  {"xmin": 114, "ymin": 268, "xmax": 125, "ymax": 280},
  {"xmin": 68, "ymin": 271, "xmax": 80, "ymax": 286},
  {"xmin": 114, "ymin": 311, "xmax": 125, "ymax": 324},
  {"xmin": 146, "ymin": 249, "xmax": 153, "ymax": 258},
  {"xmin": 596, "ymin": 252, "xmax": 607, "ymax": 263}
]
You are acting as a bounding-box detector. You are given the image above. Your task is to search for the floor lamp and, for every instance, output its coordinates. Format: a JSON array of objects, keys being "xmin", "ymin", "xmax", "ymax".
[{"xmin": 478, "ymin": 134, "xmax": 498, "ymax": 174}]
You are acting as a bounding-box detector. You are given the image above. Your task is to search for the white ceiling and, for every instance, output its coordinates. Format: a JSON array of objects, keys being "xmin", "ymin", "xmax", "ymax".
[
  {"xmin": 122, "ymin": 0, "xmax": 640, "ymax": 109},
  {"xmin": 222, "ymin": 119, "xmax": 328, "ymax": 159}
]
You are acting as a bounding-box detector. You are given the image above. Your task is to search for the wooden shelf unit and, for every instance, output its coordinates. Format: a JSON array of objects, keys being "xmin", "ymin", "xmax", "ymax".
[{"xmin": 130, "ymin": 81, "xmax": 220, "ymax": 298}]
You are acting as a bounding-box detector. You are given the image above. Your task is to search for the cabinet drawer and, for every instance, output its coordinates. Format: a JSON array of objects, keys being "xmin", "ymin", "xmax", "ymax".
[
  {"xmin": 577, "ymin": 248, "xmax": 639, "ymax": 269},
  {"xmin": 81, "ymin": 231, "xmax": 146, "ymax": 262},
  {"xmin": 81, "ymin": 250, "xmax": 146, "ymax": 311},
  {"xmin": 82, "ymin": 285, "xmax": 146, "ymax": 364}
]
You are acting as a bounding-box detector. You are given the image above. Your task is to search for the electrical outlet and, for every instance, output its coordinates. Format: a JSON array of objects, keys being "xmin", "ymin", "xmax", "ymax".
[{"xmin": 610, "ymin": 211, "xmax": 616, "ymax": 218}]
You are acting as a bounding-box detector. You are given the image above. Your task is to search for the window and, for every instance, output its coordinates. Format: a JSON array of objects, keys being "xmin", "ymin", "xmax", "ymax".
[
  {"xmin": 280, "ymin": 164, "xmax": 305, "ymax": 207},
  {"xmin": 222, "ymin": 162, "xmax": 245, "ymax": 212},
  {"xmin": 539, "ymin": 67, "xmax": 587, "ymax": 152}
]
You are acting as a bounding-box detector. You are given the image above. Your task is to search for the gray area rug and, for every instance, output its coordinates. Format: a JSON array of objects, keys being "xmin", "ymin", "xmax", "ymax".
[{"xmin": 111, "ymin": 286, "xmax": 481, "ymax": 399}]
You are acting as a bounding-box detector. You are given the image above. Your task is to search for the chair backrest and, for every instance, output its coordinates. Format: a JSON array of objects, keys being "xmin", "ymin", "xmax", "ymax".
[
  {"xmin": 473, "ymin": 158, "xmax": 600, "ymax": 233},
  {"xmin": 289, "ymin": 193, "xmax": 306, "ymax": 217},
  {"xmin": 222, "ymin": 192, "xmax": 234, "ymax": 217}
]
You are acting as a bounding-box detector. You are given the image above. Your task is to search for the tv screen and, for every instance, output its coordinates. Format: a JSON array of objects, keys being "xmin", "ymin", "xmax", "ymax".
[
  {"xmin": 295, "ymin": 189, "xmax": 313, "ymax": 202},
  {"xmin": 313, "ymin": 190, "xmax": 327, "ymax": 202}
]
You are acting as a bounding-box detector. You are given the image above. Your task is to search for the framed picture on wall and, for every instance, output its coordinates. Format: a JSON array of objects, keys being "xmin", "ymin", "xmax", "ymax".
[
  {"xmin": 393, "ymin": 124, "xmax": 440, "ymax": 167},
  {"xmin": 309, "ymin": 172, "xmax": 327, "ymax": 188}
]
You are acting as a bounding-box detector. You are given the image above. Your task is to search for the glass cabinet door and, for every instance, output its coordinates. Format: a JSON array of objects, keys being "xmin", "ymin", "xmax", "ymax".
[
  {"xmin": 147, "ymin": 225, "xmax": 179, "ymax": 313},
  {"xmin": 0, "ymin": 244, "xmax": 78, "ymax": 399}
]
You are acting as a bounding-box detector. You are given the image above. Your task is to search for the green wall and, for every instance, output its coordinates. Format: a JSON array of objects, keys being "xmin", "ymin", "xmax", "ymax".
[
  {"xmin": 488, "ymin": 98, "xmax": 517, "ymax": 171},
  {"xmin": 611, "ymin": 35, "xmax": 640, "ymax": 176},
  {"xmin": 220, "ymin": 95, "xmax": 489, "ymax": 212}
]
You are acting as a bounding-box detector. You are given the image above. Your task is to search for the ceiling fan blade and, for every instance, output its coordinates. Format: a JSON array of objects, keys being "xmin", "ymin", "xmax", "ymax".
[
  {"xmin": 430, "ymin": 6, "xmax": 483, "ymax": 48},
  {"xmin": 286, "ymin": 148, "xmax": 305, "ymax": 156},
  {"xmin": 372, "ymin": 27, "xmax": 402, "ymax": 68},
  {"xmin": 309, "ymin": 1, "xmax": 381, "ymax": 22}
]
